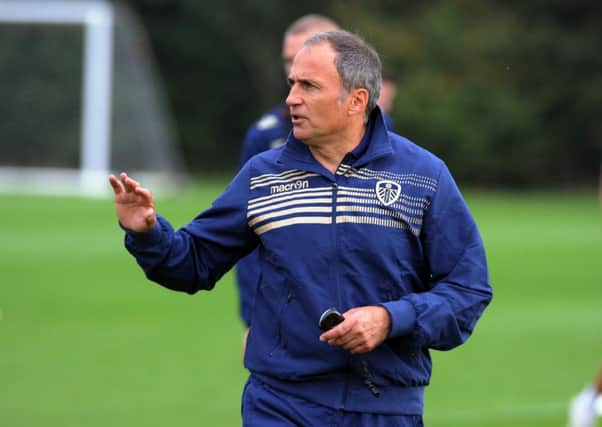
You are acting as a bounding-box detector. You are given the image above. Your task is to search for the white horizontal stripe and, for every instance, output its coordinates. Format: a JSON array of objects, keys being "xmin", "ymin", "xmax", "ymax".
[
  {"xmin": 250, "ymin": 172, "xmax": 319, "ymax": 189},
  {"xmin": 338, "ymin": 186, "xmax": 430, "ymax": 208},
  {"xmin": 248, "ymin": 188, "xmax": 332, "ymax": 208},
  {"xmin": 338, "ymin": 196, "xmax": 426, "ymax": 212},
  {"xmin": 398, "ymin": 194, "xmax": 430, "ymax": 207},
  {"xmin": 337, "ymin": 191, "xmax": 375, "ymax": 200},
  {"xmin": 250, "ymin": 170, "xmax": 310, "ymax": 186},
  {"xmin": 255, "ymin": 216, "xmax": 332, "ymax": 235},
  {"xmin": 338, "ymin": 185, "xmax": 373, "ymax": 193},
  {"xmin": 250, "ymin": 169, "xmax": 304, "ymax": 185},
  {"xmin": 336, "ymin": 196, "xmax": 376, "ymax": 204},
  {"xmin": 337, "ymin": 164, "xmax": 438, "ymax": 190},
  {"xmin": 248, "ymin": 197, "xmax": 332, "ymax": 217},
  {"xmin": 337, "ymin": 205, "xmax": 423, "ymax": 225},
  {"xmin": 248, "ymin": 206, "xmax": 332, "ymax": 227},
  {"xmin": 337, "ymin": 199, "xmax": 424, "ymax": 217},
  {"xmin": 401, "ymin": 179, "xmax": 436, "ymax": 191},
  {"xmin": 396, "ymin": 203, "xmax": 425, "ymax": 217},
  {"xmin": 336, "ymin": 215, "xmax": 419, "ymax": 235},
  {"xmin": 360, "ymin": 166, "xmax": 438, "ymax": 187}
]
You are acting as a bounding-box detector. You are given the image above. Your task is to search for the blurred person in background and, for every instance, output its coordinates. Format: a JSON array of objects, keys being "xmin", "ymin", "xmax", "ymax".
[
  {"xmin": 236, "ymin": 14, "xmax": 340, "ymax": 339},
  {"xmin": 378, "ymin": 64, "xmax": 398, "ymax": 131},
  {"xmin": 569, "ymin": 364, "xmax": 602, "ymax": 427},
  {"xmin": 109, "ymin": 30, "xmax": 492, "ymax": 426}
]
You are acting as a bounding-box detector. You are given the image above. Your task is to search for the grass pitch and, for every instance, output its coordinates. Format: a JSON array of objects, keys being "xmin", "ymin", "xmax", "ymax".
[{"xmin": 1, "ymin": 182, "xmax": 600, "ymax": 426}]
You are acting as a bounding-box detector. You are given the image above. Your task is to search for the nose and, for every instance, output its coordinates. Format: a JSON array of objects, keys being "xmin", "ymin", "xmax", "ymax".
[{"xmin": 286, "ymin": 84, "xmax": 301, "ymax": 107}]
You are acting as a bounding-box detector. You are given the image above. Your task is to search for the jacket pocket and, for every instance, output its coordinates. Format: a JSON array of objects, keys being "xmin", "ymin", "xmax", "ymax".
[
  {"xmin": 361, "ymin": 339, "xmax": 431, "ymax": 387},
  {"xmin": 252, "ymin": 255, "xmax": 296, "ymax": 357}
]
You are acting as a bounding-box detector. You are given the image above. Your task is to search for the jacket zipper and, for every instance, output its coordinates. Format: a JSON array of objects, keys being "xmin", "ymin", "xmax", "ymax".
[
  {"xmin": 332, "ymin": 179, "xmax": 352, "ymax": 409},
  {"xmin": 331, "ymin": 182, "xmax": 341, "ymax": 309},
  {"xmin": 332, "ymin": 169, "xmax": 379, "ymax": 401}
]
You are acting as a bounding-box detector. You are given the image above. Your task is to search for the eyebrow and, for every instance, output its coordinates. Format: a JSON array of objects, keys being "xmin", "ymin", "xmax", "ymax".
[{"xmin": 287, "ymin": 76, "xmax": 318, "ymax": 87}]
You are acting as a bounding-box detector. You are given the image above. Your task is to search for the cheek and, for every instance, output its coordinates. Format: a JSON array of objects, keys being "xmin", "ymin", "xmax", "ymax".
[{"xmin": 315, "ymin": 98, "xmax": 342, "ymax": 115}]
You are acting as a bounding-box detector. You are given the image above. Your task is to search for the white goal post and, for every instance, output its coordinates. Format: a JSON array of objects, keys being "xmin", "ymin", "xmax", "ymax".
[{"xmin": 0, "ymin": 0, "xmax": 185, "ymax": 196}]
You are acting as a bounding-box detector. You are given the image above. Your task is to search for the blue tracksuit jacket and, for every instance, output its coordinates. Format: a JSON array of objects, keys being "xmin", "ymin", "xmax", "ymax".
[{"xmin": 123, "ymin": 107, "xmax": 492, "ymax": 415}]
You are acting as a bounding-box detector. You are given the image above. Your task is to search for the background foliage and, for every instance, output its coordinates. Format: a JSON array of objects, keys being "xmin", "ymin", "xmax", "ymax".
[
  {"xmin": 125, "ymin": 0, "xmax": 601, "ymax": 187},
  {"xmin": 0, "ymin": 0, "xmax": 599, "ymax": 185}
]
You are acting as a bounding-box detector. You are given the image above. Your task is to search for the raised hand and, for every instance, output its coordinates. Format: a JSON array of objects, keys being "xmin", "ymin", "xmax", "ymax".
[{"xmin": 108, "ymin": 172, "xmax": 157, "ymax": 233}]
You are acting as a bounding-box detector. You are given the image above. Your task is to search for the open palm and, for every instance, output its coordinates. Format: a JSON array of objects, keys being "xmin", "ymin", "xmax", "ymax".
[{"xmin": 108, "ymin": 173, "xmax": 157, "ymax": 232}]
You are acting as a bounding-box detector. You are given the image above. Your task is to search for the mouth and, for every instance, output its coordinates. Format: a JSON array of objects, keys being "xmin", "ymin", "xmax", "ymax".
[{"xmin": 290, "ymin": 114, "xmax": 307, "ymax": 125}]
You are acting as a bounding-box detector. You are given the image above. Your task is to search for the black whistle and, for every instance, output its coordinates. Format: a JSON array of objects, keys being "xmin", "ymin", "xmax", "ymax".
[{"xmin": 319, "ymin": 308, "xmax": 344, "ymax": 332}]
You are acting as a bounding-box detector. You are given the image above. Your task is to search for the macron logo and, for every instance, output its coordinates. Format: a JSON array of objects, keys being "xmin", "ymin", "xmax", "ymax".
[{"xmin": 270, "ymin": 180, "xmax": 309, "ymax": 194}]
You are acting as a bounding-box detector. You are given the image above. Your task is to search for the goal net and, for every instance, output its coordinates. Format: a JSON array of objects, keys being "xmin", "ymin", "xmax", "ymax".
[{"xmin": 0, "ymin": 0, "xmax": 187, "ymax": 196}]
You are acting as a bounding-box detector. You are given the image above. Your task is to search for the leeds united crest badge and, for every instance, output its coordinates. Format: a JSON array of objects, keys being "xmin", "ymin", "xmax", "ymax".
[{"xmin": 375, "ymin": 180, "xmax": 401, "ymax": 206}]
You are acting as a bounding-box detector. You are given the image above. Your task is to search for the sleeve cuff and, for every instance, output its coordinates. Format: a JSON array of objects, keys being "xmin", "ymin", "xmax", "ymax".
[
  {"xmin": 380, "ymin": 299, "xmax": 417, "ymax": 338},
  {"xmin": 121, "ymin": 220, "xmax": 164, "ymax": 247}
]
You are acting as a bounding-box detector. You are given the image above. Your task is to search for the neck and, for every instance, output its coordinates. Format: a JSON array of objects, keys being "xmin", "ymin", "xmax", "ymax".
[{"xmin": 307, "ymin": 122, "xmax": 366, "ymax": 174}]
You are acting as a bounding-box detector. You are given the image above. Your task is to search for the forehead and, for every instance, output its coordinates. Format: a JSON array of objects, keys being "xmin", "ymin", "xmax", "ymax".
[{"xmin": 290, "ymin": 42, "xmax": 339, "ymax": 80}]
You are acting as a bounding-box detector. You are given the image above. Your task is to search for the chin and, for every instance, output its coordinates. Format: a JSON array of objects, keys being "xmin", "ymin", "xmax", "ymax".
[{"xmin": 292, "ymin": 129, "xmax": 309, "ymax": 141}]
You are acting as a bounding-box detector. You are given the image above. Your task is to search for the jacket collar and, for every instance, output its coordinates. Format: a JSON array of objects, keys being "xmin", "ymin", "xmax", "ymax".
[{"xmin": 277, "ymin": 106, "xmax": 393, "ymax": 176}]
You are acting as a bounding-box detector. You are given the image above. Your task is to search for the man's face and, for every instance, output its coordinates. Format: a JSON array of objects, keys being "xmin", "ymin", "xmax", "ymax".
[
  {"xmin": 286, "ymin": 42, "xmax": 350, "ymax": 144},
  {"xmin": 282, "ymin": 32, "xmax": 312, "ymax": 75}
]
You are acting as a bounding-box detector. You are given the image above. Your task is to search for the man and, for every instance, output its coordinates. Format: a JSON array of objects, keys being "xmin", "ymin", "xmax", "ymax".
[
  {"xmin": 236, "ymin": 14, "xmax": 339, "ymax": 329},
  {"xmin": 110, "ymin": 31, "xmax": 492, "ymax": 426},
  {"xmin": 237, "ymin": 15, "xmax": 399, "ymax": 330}
]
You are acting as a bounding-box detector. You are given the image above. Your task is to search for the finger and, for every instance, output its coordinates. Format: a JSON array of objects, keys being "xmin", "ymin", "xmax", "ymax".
[
  {"xmin": 330, "ymin": 323, "xmax": 370, "ymax": 347},
  {"xmin": 119, "ymin": 172, "xmax": 133, "ymax": 192},
  {"xmin": 320, "ymin": 319, "xmax": 351, "ymax": 342},
  {"xmin": 120, "ymin": 172, "xmax": 140, "ymax": 193},
  {"xmin": 108, "ymin": 174, "xmax": 124, "ymax": 195},
  {"xmin": 126, "ymin": 175, "xmax": 142, "ymax": 188},
  {"xmin": 328, "ymin": 333, "xmax": 360, "ymax": 349},
  {"xmin": 134, "ymin": 186, "xmax": 154, "ymax": 205},
  {"xmin": 341, "ymin": 338, "xmax": 363, "ymax": 353},
  {"xmin": 321, "ymin": 320, "xmax": 358, "ymax": 348}
]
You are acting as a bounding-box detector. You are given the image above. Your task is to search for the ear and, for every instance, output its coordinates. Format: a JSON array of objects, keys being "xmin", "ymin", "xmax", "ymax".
[{"xmin": 347, "ymin": 88, "xmax": 369, "ymax": 118}]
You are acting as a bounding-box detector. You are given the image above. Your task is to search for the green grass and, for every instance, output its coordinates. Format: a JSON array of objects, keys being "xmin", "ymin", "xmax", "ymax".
[{"xmin": 1, "ymin": 183, "xmax": 600, "ymax": 426}]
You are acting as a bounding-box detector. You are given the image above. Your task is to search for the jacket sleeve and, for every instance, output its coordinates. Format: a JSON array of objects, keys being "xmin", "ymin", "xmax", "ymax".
[
  {"xmin": 123, "ymin": 163, "xmax": 258, "ymax": 294},
  {"xmin": 382, "ymin": 161, "xmax": 493, "ymax": 350}
]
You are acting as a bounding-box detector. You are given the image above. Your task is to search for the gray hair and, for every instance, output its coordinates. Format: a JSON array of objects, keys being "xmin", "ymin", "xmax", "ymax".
[{"xmin": 304, "ymin": 30, "xmax": 382, "ymax": 121}]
